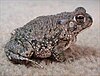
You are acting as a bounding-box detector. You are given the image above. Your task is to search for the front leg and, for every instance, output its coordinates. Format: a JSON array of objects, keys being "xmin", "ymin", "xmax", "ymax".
[
  {"xmin": 51, "ymin": 47, "xmax": 75, "ymax": 63},
  {"xmin": 64, "ymin": 48, "xmax": 75, "ymax": 63},
  {"xmin": 51, "ymin": 38, "xmax": 72, "ymax": 62},
  {"xmin": 51, "ymin": 43, "xmax": 66, "ymax": 62},
  {"xmin": 51, "ymin": 45, "xmax": 79, "ymax": 62},
  {"xmin": 65, "ymin": 47, "xmax": 82, "ymax": 63}
]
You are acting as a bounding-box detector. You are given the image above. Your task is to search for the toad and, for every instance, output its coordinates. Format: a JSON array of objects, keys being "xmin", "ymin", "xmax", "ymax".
[{"xmin": 5, "ymin": 7, "xmax": 93, "ymax": 66}]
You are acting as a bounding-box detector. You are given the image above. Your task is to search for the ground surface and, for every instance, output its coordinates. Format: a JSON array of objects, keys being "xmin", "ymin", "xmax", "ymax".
[{"xmin": 0, "ymin": 0, "xmax": 100, "ymax": 76}]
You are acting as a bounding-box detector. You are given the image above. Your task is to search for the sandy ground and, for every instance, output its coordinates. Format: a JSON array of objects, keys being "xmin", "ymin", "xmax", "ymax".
[{"xmin": 0, "ymin": 0, "xmax": 100, "ymax": 76}]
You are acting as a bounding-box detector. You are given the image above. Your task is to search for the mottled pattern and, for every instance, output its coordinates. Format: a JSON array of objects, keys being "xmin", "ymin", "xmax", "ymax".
[{"xmin": 5, "ymin": 7, "xmax": 93, "ymax": 65}]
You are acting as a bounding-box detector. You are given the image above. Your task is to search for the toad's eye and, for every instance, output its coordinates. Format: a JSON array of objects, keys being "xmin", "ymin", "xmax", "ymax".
[{"xmin": 75, "ymin": 15, "xmax": 85, "ymax": 23}]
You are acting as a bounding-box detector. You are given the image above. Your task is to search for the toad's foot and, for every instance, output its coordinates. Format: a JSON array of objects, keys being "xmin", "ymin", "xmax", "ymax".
[{"xmin": 52, "ymin": 51, "xmax": 66, "ymax": 62}]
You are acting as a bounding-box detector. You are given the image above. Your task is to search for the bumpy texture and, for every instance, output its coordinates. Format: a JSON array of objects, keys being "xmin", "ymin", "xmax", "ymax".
[{"xmin": 5, "ymin": 7, "xmax": 93, "ymax": 65}]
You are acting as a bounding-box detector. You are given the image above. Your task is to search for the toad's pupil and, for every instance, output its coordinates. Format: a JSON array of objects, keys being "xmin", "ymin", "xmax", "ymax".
[
  {"xmin": 75, "ymin": 15, "xmax": 85, "ymax": 23},
  {"xmin": 76, "ymin": 16, "xmax": 84, "ymax": 19}
]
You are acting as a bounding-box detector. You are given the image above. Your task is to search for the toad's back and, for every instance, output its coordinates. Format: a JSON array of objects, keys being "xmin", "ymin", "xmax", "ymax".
[{"xmin": 19, "ymin": 12, "xmax": 73, "ymax": 41}]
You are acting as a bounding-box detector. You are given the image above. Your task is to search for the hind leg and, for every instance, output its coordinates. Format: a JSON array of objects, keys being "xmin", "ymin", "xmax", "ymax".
[{"xmin": 5, "ymin": 50, "xmax": 43, "ymax": 68}]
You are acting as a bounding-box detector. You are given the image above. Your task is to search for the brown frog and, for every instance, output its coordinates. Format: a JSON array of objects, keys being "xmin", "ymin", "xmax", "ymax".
[{"xmin": 5, "ymin": 7, "xmax": 93, "ymax": 66}]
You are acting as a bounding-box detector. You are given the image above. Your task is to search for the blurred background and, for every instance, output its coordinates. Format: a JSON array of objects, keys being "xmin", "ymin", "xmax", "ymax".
[{"xmin": 0, "ymin": 0, "xmax": 100, "ymax": 76}]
